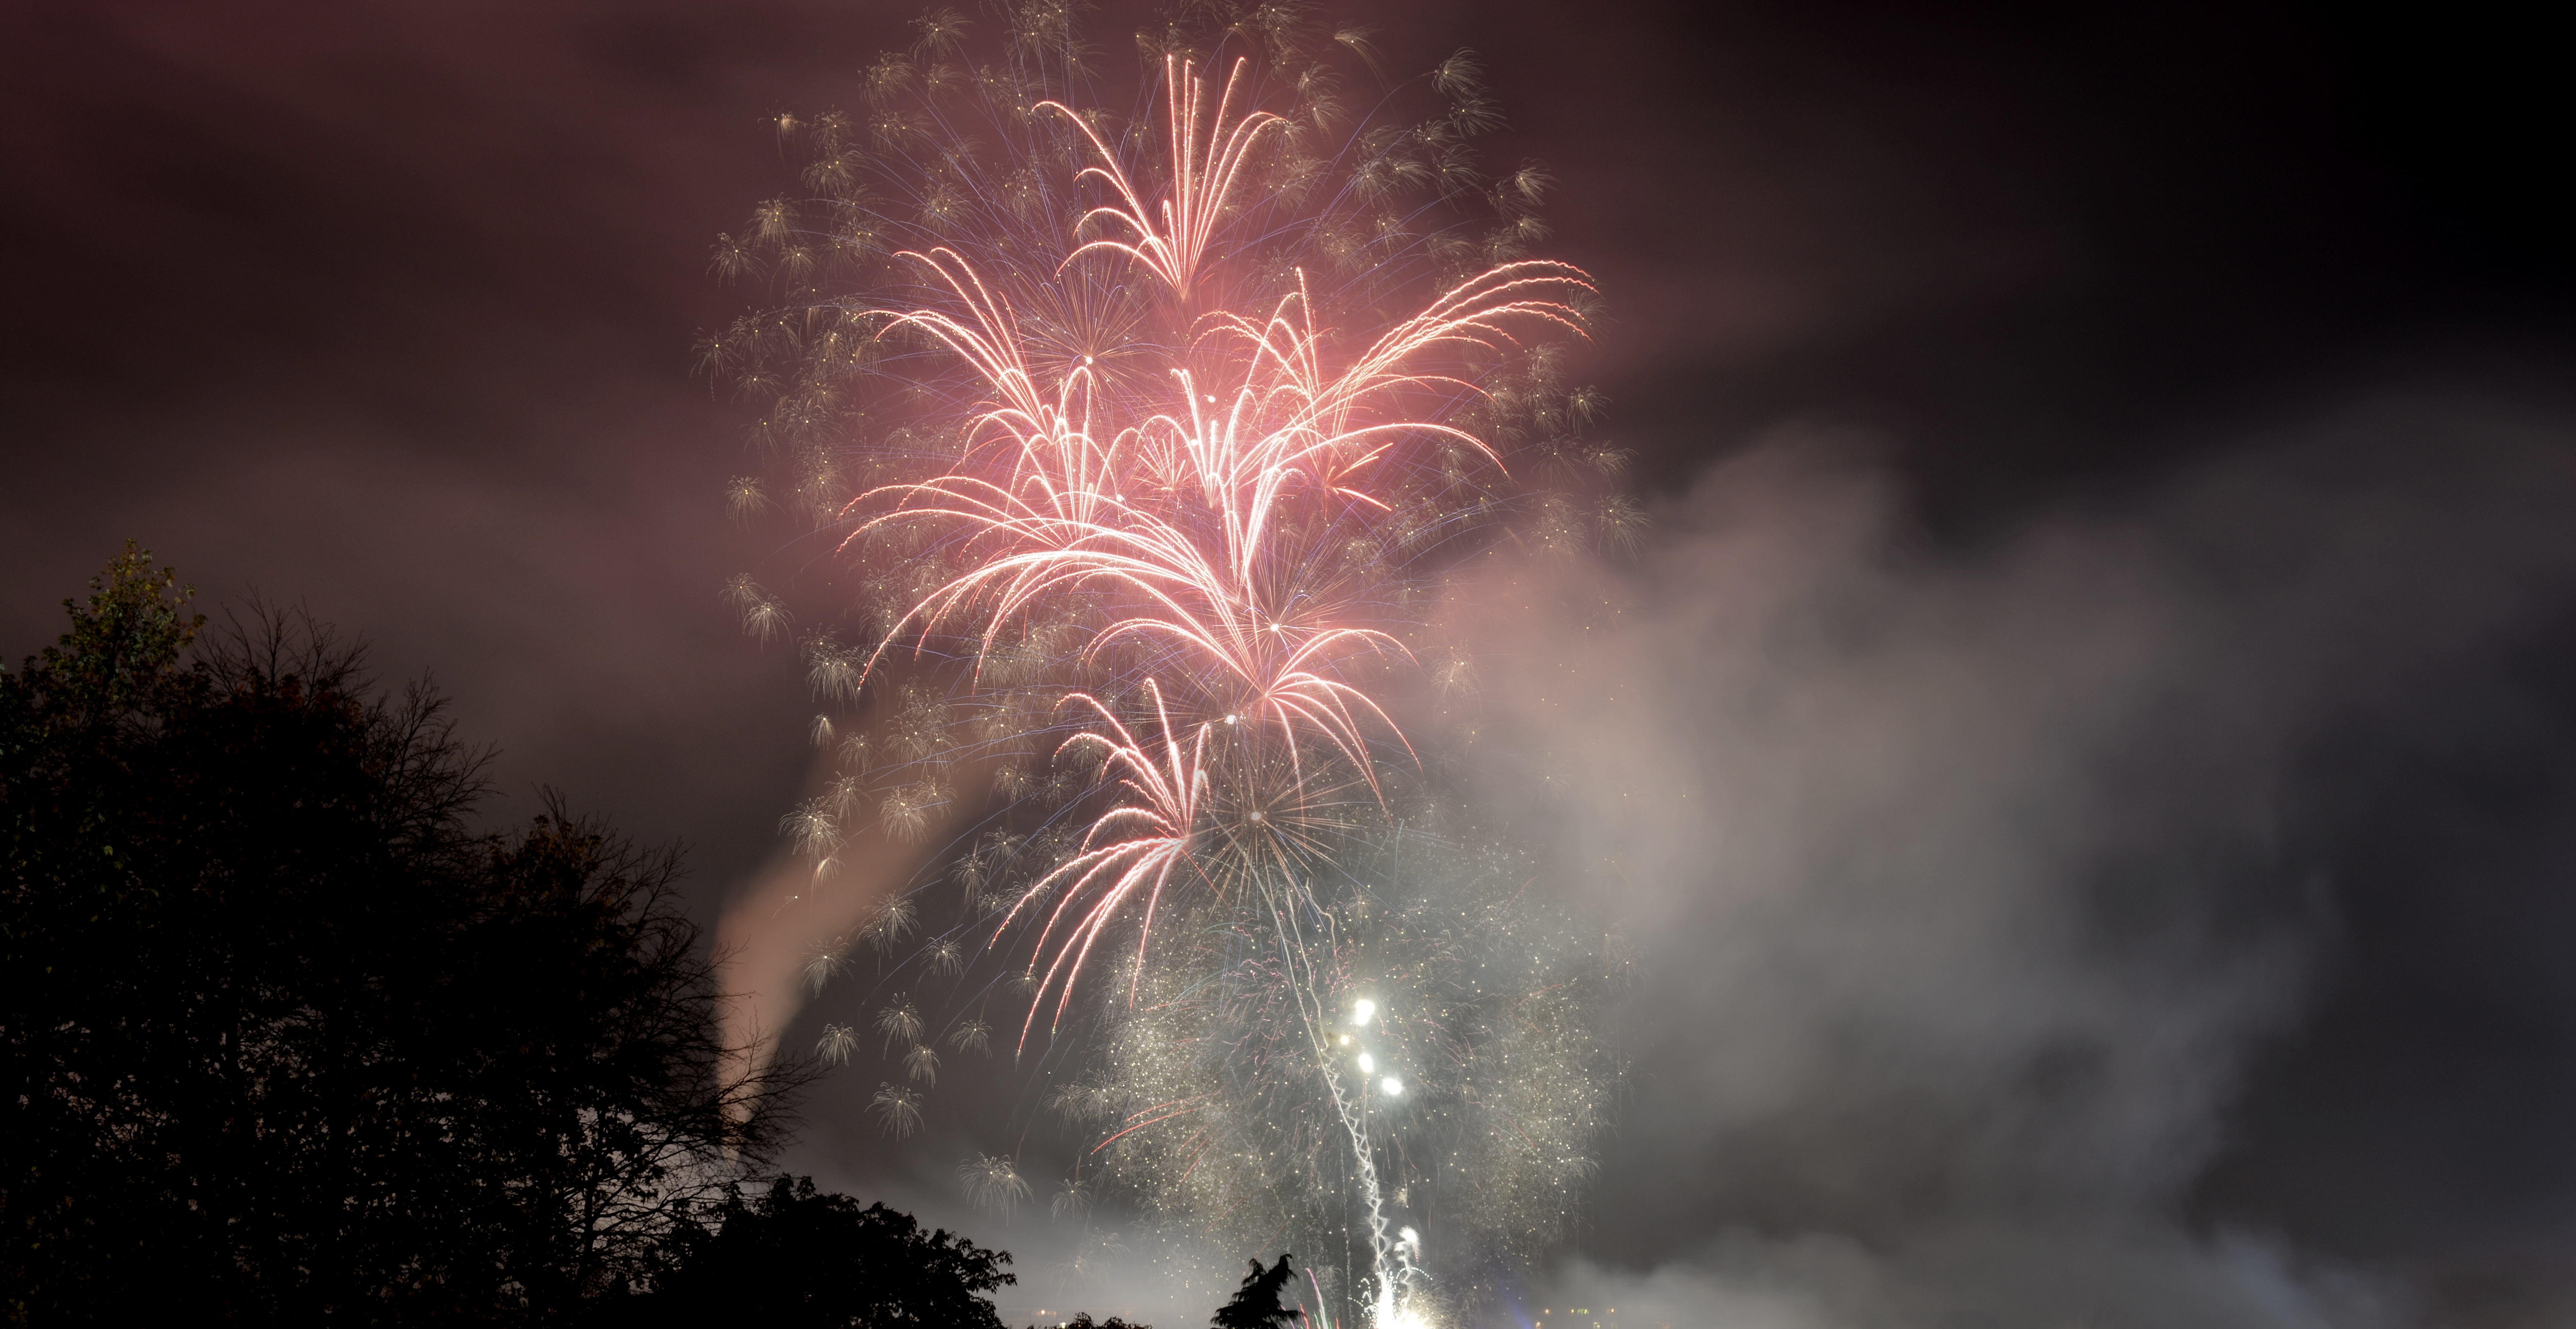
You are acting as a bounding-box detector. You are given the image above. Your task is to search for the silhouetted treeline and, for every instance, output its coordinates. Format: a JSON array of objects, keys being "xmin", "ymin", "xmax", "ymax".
[
  {"xmin": 637, "ymin": 1174, "xmax": 1015, "ymax": 1327},
  {"xmin": 0, "ymin": 547, "xmax": 851, "ymax": 1323},
  {"xmin": 0, "ymin": 547, "xmax": 1263, "ymax": 1328}
]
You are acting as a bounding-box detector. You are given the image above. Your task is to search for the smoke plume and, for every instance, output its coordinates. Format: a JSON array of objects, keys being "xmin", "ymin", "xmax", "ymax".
[{"xmin": 1438, "ymin": 397, "xmax": 2576, "ymax": 1326}]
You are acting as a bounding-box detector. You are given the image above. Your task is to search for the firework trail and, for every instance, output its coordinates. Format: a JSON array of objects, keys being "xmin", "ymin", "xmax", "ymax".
[{"xmin": 705, "ymin": 6, "xmax": 1628, "ymax": 1321}]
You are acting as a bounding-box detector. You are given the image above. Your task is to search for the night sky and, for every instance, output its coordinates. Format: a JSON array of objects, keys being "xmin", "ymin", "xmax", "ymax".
[{"xmin": 5, "ymin": 2, "xmax": 2573, "ymax": 1325}]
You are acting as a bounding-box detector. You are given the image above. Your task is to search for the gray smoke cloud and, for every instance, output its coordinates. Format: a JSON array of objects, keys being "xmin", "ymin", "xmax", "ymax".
[{"xmin": 1430, "ymin": 396, "xmax": 2576, "ymax": 1327}]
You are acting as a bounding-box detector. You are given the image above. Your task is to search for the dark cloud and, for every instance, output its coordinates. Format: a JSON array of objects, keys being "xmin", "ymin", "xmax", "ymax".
[{"xmin": 4, "ymin": 2, "xmax": 2572, "ymax": 1323}]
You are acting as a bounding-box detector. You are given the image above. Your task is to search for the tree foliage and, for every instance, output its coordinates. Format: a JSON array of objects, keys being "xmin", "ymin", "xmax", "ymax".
[
  {"xmin": 637, "ymin": 1174, "xmax": 1015, "ymax": 1329},
  {"xmin": 1, "ymin": 544, "xmax": 806, "ymax": 1323},
  {"xmin": 1057, "ymin": 1315, "xmax": 1151, "ymax": 1329},
  {"xmin": 1210, "ymin": 1255, "xmax": 1300, "ymax": 1329}
]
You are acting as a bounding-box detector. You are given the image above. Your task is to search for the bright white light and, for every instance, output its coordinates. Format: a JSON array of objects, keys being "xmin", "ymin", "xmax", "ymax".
[
  {"xmin": 1352, "ymin": 999, "xmax": 1375, "ymax": 1027},
  {"xmin": 1399, "ymin": 1226, "xmax": 1419, "ymax": 1247},
  {"xmin": 1357, "ymin": 1052, "xmax": 1375, "ymax": 1073},
  {"xmin": 1338, "ymin": 1034, "xmax": 1350, "ymax": 1046},
  {"xmin": 1381, "ymin": 1075, "xmax": 1403, "ymax": 1096}
]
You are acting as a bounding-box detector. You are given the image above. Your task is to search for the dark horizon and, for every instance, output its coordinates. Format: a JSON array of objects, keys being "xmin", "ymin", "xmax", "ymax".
[{"xmin": 6, "ymin": 3, "xmax": 2573, "ymax": 1324}]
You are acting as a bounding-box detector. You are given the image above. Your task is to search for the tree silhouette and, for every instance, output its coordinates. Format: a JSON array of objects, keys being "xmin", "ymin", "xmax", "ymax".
[
  {"xmin": 1211, "ymin": 1254, "xmax": 1300, "ymax": 1329},
  {"xmin": 637, "ymin": 1174, "xmax": 1015, "ymax": 1328},
  {"xmin": 3, "ymin": 545, "xmax": 808, "ymax": 1322},
  {"xmin": 1054, "ymin": 1315, "xmax": 1151, "ymax": 1329}
]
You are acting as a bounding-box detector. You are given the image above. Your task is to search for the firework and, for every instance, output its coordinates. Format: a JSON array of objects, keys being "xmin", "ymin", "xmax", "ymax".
[
  {"xmin": 1071, "ymin": 827, "xmax": 1621, "ymax": 1324},
  {"xmin": 706, "ymin": 6, "xmax": 1627, "ymax": 1322}
]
